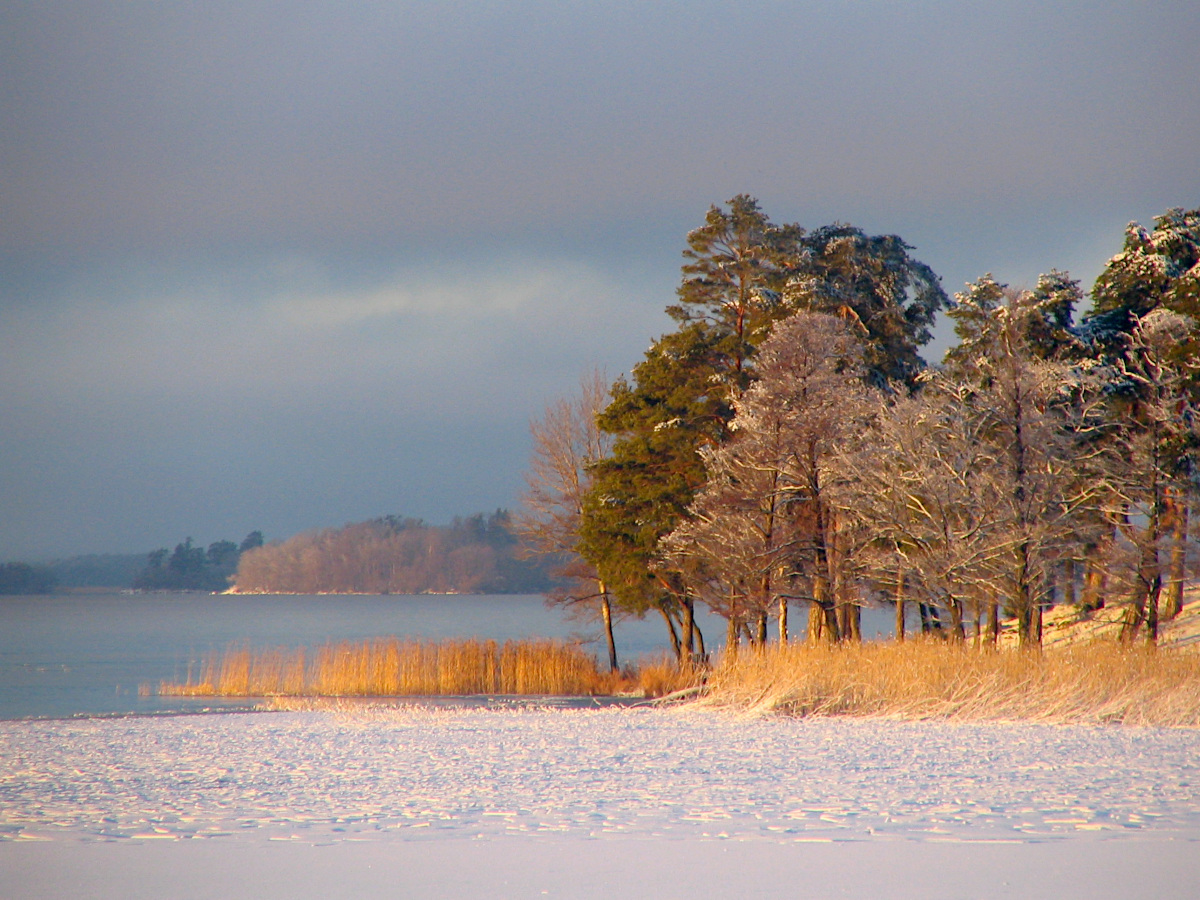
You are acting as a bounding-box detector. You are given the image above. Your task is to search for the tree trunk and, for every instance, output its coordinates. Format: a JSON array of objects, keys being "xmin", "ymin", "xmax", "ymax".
[
  {"xmin": 894, "ymin": 568, "xmax": 906, "ymax": 643},
  {"xmin": 778, "ymin": 596, "xmax": 789, "ymax": 644},
  {"xmin": 755, "ymin": 611, "xmax": 768, "ymax": 645},
  {"xmin": 726, "ymin": 617, "xmax": 740, "ymax": 655},
  {"xmin": 1015, "ymin": 540, "xmax": 1038, "ymax": 648},
  {"xmin": 1062, "ymin": 558, "xmax": 1077, "ymax": 608},
  {"xmin": 807, "ymin": 602, "xmax": 824, "ymax": 643},
  {"xmin": 599, "ymin": 588, "xmax": 618, "ymax": 673},
  {"xmin": 986, "ymin": 594, "xmax": 1000, "ymax": 647},
  {"xmin": 693, "ymin": 618, "xmax": 707, "ymax": 662},
  {"xmin": 811, "ymin": 493, "xmax": 839, "ymax": 643},
  {"xmin": 1079, "ymin": 557, "xmax": 1102, "ymax": 612},
  {"xmin": 1164, "ymin": 493, "xmax": 1189, "ymax": 620},
  {"xmin": 680, "ymin": 598, "xmax": 695, "ymax": 662},
  {"xmin": 947, "ymin": 599, "xmax": 966, "ymax": 642},
  {"xmin": 849, "ymin": 605, "xmax": 861, "ymax": 642},
  {"xmin": 1146, "ymin": 575, "xmax": 1161, "ymax": 645},
  {"xmin": 659, "ymin": 605, "xmax": 681, "ymax": 659},
  {"xmin": 919, "ymin": 603, "xmax": 943, "ymax": 635}
]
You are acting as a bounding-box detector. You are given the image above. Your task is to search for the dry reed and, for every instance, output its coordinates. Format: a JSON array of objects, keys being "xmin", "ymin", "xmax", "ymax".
[
  {"xmin": 161, "ymin": 637, "xmax": 609, "ymax": 697},
  {"xmin": 702, "ymin": 639, "xmax": 1200, "ymax": 727}
]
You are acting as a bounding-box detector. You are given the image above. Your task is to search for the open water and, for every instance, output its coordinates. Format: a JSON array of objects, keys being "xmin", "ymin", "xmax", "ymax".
[{"xmin": 0, "ymin": 592, "xmax": 895, "ymax": 720}]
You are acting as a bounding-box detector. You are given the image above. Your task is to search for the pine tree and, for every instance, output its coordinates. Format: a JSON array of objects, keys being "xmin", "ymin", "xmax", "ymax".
[
  {"xmin": 1085, "ymin": 207, "xmax": 1200, "ymax": 351},
  {"xmin": 578, "ymin": 323, "xmax": 729, "ymax": 660},
  {"xmin": 668, "ymin": 194, "xmax": 803, "ymax": 396},
  {"xmin": 785, "ymin": 224, "xmax": 947, "ymax": 389}
]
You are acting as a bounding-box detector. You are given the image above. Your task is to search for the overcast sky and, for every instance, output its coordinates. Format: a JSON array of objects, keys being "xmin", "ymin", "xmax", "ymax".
[{"xmin": 2, "ymin": 1, "xmax": 1198, "ymax": 560}]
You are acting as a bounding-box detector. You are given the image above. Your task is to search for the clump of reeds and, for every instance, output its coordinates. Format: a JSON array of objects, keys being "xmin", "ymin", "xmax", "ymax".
[
  {"xmin": 634, "ymin": 654, "xmax": 708, "ymax": 699},
  {"xmin": 701, "ymin": 639, "xmax": 1200, "ymax": 727},
  {"xmin": 161, "ymin": 638, "xmax": 614, "ymax": 698}
]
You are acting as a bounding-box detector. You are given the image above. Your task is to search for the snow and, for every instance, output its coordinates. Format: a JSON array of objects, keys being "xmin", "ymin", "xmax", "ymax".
[{"xmin": 2, "ymin": 706, "xmax": 1199, "ymax": 897}]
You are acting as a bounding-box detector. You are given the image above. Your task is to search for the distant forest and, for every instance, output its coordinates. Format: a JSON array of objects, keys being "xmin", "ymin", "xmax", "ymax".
[
  {"xmin": 133, "ymin": 532, "xmax": 265, "ymax": 591},
  {"xmin": 0, "ymin": 512, "xmax": 555, "ymax": 595},
  {"xmin": 231, "ymin": 511, "xmax": 557, "ymax": 595}
]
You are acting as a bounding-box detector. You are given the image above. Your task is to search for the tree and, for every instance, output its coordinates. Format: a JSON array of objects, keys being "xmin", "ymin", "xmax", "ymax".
[
  {"xmin": 1084, "ymin": 208, "xmax": 1200, "ymax": 622},
  {"xmin": 0, "ymin": 562, "xmax": 56, "ymax": 595},
  {"xmin": 580, "ymin": 196, "xmax": 947, "ymax": 658},
  {"xmin": 943, "ymin": 280, "xmax": 1104, "ymax": 645},
  {"xmin": 1089, "ymin": 207, "xmax": 1200, "ymax": 344},
  {"xmin": 784, "ymin": 224, "xmax": 947, "ymax": 389},
  {"xmin": 239, "ymin": 530, "xmax": 264, "ymax": 553},
  {"xmin": 669, "ymin": 194, "xmax": 803, "ymax": 394},
  {"xmin": 836, "ymin": 376, "xmax": 1008, "ymax": 643},
  {"xmin": 515, "ymin": 371, "xmax": 620, "ymax": 672},
  {"xmin": 579, "ymin": 324, "xmax": 727, "ymax": 661},
  {"xmin": 1095, "ymin": 310, "xmax": 1200, "ymax": 643},
  {"xmin": 662, "ymin": 312, "xmax": 875, "ymax": 645}
]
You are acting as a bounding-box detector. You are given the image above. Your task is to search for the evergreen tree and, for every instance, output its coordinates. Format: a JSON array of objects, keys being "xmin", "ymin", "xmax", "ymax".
[
  {"xmin": 668, "ymin": 194, "xmax": 803, "ymax": 396},
  {"xmin": 785, "ymin": 224, "xmax": 947, "ymax": 388},
  {"xmin": 579, "ymin": 323, "xmax": 728, "ymax": 660},
  {"xmin": 1085, "ymin": 207, "xmax": 1200, "ymax": 352}
]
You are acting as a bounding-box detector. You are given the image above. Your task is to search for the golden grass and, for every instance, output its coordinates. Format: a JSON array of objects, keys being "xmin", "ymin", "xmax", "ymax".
[
  {"xmin": 161, "ymin": 638, "xmax": 611, "ymax": 698},
  {"xmin": 634, "ymin": 654, "xmax": 708, "ymax": 699},
  {"xmin": 701, "ymin": 639, "xmax": 1200, "ymax": 727}
]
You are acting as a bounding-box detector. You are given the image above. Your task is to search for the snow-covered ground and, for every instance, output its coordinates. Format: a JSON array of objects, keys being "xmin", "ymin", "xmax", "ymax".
[{"xmin": 2, "ymin": 705, "xmax": 1199, "ymax": 898}]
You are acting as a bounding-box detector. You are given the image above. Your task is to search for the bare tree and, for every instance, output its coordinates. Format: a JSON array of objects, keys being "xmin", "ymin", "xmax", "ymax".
[{"xmin": 515, "ymin": 371, "xmax": 620, "ymax": 670}]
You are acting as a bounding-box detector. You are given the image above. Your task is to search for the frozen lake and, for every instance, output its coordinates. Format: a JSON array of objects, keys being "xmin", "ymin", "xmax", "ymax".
[{"xmin": 0, "ymin": 592, "xmax": 897, "ymax": 720}]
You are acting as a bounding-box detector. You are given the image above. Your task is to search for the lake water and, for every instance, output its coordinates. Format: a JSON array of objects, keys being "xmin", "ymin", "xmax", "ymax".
[{"xmin": 0, "ymin": 592, "xmax": 896, "ymax": 720}]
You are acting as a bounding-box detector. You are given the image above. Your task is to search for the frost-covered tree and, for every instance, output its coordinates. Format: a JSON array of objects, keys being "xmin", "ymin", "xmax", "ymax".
[
  {"xmin": 784, "ymin": 224, "xmax": 947, "ymax": 389},
  {"xmin": 943, "ymin": 280, "xmax": 1104, "ymax": 645},
  {"xmin": 662, "ymin": 312, "xmax": 875, "ymax": 645},
  {"xmin": 834, "ymin": 376, "xmax": 1008, "ymax": 642},
  {"xmin": 1084, "ymin": 209, "xmax": 1200, "ymax": 621},
  {"xmin": 1094, "ymin": 310, "xmax": 1200, "ymax": 643}
]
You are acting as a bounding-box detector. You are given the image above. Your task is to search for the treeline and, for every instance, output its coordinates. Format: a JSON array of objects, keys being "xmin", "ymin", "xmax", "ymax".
[
  {"xmin": 0, "ymin": 562, "xmax": 56, "ymax": 595},
  {"xmin": 519, "ymin": 197, "xmax": 1200, "ymax": 662},
  {"xmin": 232, "ymin": 511, "xmax": 556, "ymax": 594},
  {"xmin": 134, "ymin": 532, "xmax": 264, "ymax": 591}
]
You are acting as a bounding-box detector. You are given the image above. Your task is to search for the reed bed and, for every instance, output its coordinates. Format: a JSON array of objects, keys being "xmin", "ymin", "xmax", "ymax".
[
  {"xmin": 161, "ymin": 638, "xmax": 609, "ymax": 697},
  {"xmin": 702, "ymin": 640, "xmax": 1200, "ymax": 726}
]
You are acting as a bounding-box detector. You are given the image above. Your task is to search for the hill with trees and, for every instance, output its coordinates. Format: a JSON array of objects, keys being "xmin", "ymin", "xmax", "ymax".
[{"xmin": 231, "ymin": 511, "xmax": 555, "ymax": 595}]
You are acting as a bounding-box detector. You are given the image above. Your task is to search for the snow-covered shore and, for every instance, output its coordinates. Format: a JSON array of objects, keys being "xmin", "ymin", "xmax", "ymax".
[{"xmin": 3, "ymin": 706, "xmax": 1199, "ymax": 897}]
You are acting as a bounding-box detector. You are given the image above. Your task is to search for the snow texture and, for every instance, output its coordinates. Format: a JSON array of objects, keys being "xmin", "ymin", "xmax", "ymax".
[
  {"xmin": 2, "ymin": 707, "xmax": 1199, "ymax": 898},
  {"xmin": 2, "ymin": 706, "xmax": 1199, "ymax": 843}
]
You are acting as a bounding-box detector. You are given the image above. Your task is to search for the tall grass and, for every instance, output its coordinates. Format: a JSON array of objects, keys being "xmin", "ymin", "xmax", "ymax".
[
  {"xmin": 702, "ymin": 639, "xmax": 1200, "ymax": 726},
  {"xmin": 161, "ymin": 638, "xmax": 611, "ymax": 697}
]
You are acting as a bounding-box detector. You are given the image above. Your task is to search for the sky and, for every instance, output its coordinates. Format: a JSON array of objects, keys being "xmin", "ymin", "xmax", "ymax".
[{"xmin": 2, "ymin": 1, "xmax": 1198, "ymax": 561}]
